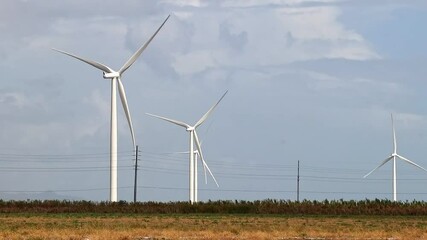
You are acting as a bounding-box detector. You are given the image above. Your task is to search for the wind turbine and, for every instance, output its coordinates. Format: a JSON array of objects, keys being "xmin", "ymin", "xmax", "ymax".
[
  {"xmin": 174, "ymin": 148, "xmax": 208, "ymax": 202},
  {"xmin": 53, "ymin": 15, "xmax": 170, "ymax": 202},
  {"xmin": 178, "ymin": 148, "xmax": 210, "ymax": 202},
  {"xmin": 172, "ymin": 148, "xmax": 208, "ymax": 202},
  {"xmin": 147, "ymin": 91, "xmax": 228, "ymax": 204},
  {"xmin": 173, "ymin": 122, "xmax": 214, "ymax": 202},
  {"xmin": 364, "ymin": 113, "xmax": 427, "ymax": 201}
]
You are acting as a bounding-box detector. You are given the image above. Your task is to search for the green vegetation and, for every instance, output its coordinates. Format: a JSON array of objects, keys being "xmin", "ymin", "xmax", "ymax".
[{"xmin": 1, "ymin": 199, "xmax": 427, "ymax": 215}]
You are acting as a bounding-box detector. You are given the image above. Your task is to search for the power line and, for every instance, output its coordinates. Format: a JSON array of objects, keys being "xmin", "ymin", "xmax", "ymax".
[
  {"xmin": 2, "ymin": 185, "xmax": 427, "ymax": 196},
  {"xmin": 0, "ymin": 150, "xmax": 420, "ymax": 177},
  {"xmin": 0, "ymin": 151, "xmax": 134, "ymax": 158},
  {"xmin": 0, "ymin": 166, "xmax": 134, "ymax": 172},
  {"xmin": 0, "ymin": 163, "xmax": 426, "ymax": 184}
]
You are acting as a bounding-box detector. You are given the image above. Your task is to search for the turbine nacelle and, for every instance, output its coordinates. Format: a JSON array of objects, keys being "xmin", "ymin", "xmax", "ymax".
[
  {"xmin": 103, "ymin": 72, "xmax": 120, "ymax": 79},
  {"xmin": 187, "ymin": 126, "xmax": 195, "ymax": 132}
]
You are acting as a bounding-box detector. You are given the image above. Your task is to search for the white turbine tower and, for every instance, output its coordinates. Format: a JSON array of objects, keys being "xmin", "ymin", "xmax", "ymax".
[
  {"xmin": 364, "ymin": 113, "xmax": 427, "ymax": 201},
  {"xmin": 53, "ymin": 15, "xmax": 170, "ymax": 202},
  {"xmin": 147, "ymin": 91, "xmax": 228, "ymax": 204},
  {"xmin": 193, "ymin": 148, "xmax": 211, "ymax": 202},
  {"xmin": 172, "ymin": 149, "xmax": 205, "ymax": 202}
]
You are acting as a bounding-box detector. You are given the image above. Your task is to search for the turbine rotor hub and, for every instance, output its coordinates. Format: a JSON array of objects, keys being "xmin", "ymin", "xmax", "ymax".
[{"xmin": 187, "ymin": 126, "xmax": 195, "ymax": 131}]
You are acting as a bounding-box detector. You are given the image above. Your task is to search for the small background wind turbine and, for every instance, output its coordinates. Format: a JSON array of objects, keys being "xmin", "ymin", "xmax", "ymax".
[
  {"xmin": 53, "ymin": 15, "xmax": 170, "ymax": 202},
  {"xmin": 147, "ymin": 90, "xmax": 228, "ymax": 204},
  {"xmin": 165, "ymin": 149, "xmax": 204, "ymax": 202},
  {"xmin": 164, "ymin": 121, "xmax": 214, "ymax": 202},
  {"xmin": 173, "ymin": 148, "xmax": 209, "ymax": 202},
  {"xmin": 364, "ymin": 113, "xmax": 427, "ymax": 201}
]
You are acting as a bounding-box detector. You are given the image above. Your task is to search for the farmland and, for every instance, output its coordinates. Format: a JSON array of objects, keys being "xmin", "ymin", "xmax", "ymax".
[{"xmin": 1, "ymin": 200, "xmax": 427, "ymax": 239}]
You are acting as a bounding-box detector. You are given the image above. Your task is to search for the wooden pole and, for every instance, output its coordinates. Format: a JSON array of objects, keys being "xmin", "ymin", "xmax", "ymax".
[
  {"xmin": 133, "ymin": 145, "xmax": 139, "ymax": 203},
  {"xmin": 297, "ymin": 160, "xmax": 300, "ymax": 202}
]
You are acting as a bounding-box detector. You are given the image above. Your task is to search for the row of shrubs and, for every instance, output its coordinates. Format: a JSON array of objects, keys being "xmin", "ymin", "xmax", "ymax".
[{"xmin": 1, "ymin": 199, "xmax": 427, "ymax": 215}]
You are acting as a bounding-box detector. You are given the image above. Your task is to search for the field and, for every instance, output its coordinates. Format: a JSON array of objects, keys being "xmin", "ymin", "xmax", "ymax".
[
  {"xmin": 1, "ymin": 200, "xmax": 427, "ymax": 239},
  {"xmin": 1, "ymin": 214, "xmax": 427, "ymax": 239}
]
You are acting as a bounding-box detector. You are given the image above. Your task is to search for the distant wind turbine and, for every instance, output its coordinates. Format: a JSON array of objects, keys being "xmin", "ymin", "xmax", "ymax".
[
  {"xmin": 364, "ymin": 113, "xmax": 427, "ymax": 201},
  {"xmin": 168, "ymin": 122, "xmax": 214, "ymax": 202},
  {"xmin": 147, "ymin": 91, "xmax": 228, "ymax": 204},
  {"xmin": 174, "ymin": 148, "xmax": 207, "ymax": 202},
  {"xmin": 178, "ymin": 148, "xmax": 210, "ymax": 202},
  {"xmin": 53, "ymin": 15, "xmax": 170, "ymax": 202}
]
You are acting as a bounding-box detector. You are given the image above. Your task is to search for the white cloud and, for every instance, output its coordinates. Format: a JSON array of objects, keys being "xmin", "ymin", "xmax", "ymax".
[
  {"xmin": 277, "ymin": 7, "xmax": 359, "ymax": 40},
  {"xmin": 84, "ymin": 90, "xmax": 110, "ymax": 118},
  {"xmin": 395, "ymin": 112, "xmax": 427, "ymax": 129},
  {"xmin": 161, "ymin": 0, "xmax": 206, "ymax": 7},
  {"xmin": 221, "ymin": 0, "xmax": 339, "ymax": 8},
  {"xmin": 172, "ymin": 50, "xmax": 219, "ymax": 75},
  {"xmin": 74, "ymin": 90, "xmax": 110, "ymax": 139},
  {"xmin": 174, "ymin": 11, "xmax": 194, "ymax": 20},
  {"xmin": 304, "ymin": 70, "xmax": 399, "ymax": 93},
  {"xmin": 170, "ymin": 3, "xmax": 379, "ymax": 75},
  {"xmin": 0, "ymin": 92, "xmax": 31, "ymax": 108}
]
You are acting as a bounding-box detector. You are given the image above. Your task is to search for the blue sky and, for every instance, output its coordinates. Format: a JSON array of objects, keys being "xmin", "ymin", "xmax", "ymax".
[{"xmin": 0, "ymin": 0, "xmax": 427, "ymax": 202}]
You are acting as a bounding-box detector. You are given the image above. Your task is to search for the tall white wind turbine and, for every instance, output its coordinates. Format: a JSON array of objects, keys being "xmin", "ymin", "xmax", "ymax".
[
  {"xmin": 364, "ymin": 113, "xmax": 427, "ymax": 201},
  {"xmin": 53, "ymin": 15, "xmax": 170, "ymax": 202},
  {"xmin": 147, "ymin": 91, "xmax": 228, "ymax": 204}
]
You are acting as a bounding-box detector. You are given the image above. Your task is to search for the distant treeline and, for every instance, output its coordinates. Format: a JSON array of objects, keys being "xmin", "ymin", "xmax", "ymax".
[{"xmin": 1, "ymin": 199, "xmax": 427, "ymax": 215}]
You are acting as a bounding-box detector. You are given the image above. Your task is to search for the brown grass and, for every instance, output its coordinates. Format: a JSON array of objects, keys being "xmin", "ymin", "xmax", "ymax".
[{"xmin": 1, "ymin": 214, "xmax": 427, "ymax": 239}]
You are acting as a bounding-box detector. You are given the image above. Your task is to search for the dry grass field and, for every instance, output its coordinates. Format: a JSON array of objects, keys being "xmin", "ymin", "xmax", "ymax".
[{"xmin": 1, "ymin": 214, "xmax": 427, "ymax": 240}]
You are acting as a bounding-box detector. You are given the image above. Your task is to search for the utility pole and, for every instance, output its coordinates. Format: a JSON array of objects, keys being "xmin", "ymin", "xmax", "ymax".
[
  {"xmin": 297, "ymin": 160, "xmax": 300, "ymax": 202},
  {"xmin": 133, "ymin": 145, "xmax": 139, "ymax": 203}
]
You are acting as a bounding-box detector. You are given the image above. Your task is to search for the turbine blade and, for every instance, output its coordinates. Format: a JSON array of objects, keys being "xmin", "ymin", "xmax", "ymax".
[
  {"xmin": 396, "ymin": 154, "xmax": 427, "ymax": 172},
  {"xmin": 193, "ymin": 130, "xmax": 219, "ymax": 187},
  {"xmin": 391, "ymin": 113, "xmax": 397, "ymax": 154},
  {"xmin": 363, "ymin": 156, "xmax": 393, "ymax": 178},
  {"xmin": 195, "ymin": 90, "xmax": 228, "ymax": 128},
  {"xmin": 200, "ymin": 119, "xmax": 215, "ymax": 147},
  {"xmin": 201, "ymin": 152, "xmax": 207, "ymax": 184},
  {"xmin": 119, "ymin": 15, "xmax": 170, "ymax": 74},
  {"xmin": 193, "ymin": 150, "xmax": 207, "ymax": 184},
  {"xmin": 117, "ymin": 78, "xmax": 136, "ymax": 149},
  {"xmin": 52, "ymin": 48, "xmax": 113, "ymax": 73},
  {"xmin": 175, "ymin": 151, "xmax": 190, "ymax": 154},
  {"xmin": 146, "ymin": 113, "xmax": 190, "ymax": 129},
  {"xmin": 195, "ymin": 150, "xmax": 207, "ymax": 184}
]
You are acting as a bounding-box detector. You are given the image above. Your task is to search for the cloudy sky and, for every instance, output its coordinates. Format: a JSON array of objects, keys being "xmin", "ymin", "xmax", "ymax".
[{"xmin": 1, "ymin": 0, "xmax": 427, "ymax": 202}]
